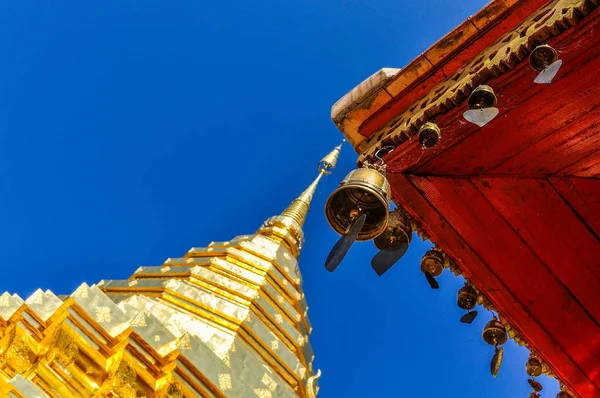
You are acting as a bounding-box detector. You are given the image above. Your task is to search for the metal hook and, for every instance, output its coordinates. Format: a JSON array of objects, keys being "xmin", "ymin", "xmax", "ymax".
[{"xmin": 374, "ymin": 146, "xmax": 395, "ymax": 165}]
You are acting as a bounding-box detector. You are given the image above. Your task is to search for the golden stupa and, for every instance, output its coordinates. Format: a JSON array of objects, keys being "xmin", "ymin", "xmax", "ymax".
[{"xmin": 0, "ymin": 144, "xmax": 343, "ymax": 397}]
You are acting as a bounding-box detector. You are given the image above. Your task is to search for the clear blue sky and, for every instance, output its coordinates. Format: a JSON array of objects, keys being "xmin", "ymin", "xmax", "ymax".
[{"xmin": 0, "ymin": 1, "xmax": 560, "ymax": 397}]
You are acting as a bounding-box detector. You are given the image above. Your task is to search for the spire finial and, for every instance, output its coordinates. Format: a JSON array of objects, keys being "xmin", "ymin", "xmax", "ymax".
[
  {"xmin": 318, "ymin": 139, "xmax": 345, "ymax": 175},
  {"xmin": 258, "ymin": 142, "xmax": 344, "ymax": 255}
]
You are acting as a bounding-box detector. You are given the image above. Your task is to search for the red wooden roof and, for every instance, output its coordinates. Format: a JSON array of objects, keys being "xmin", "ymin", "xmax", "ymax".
[{"xmin": 332, "ymin": 1, "xmax": 600, "ymax": 396}]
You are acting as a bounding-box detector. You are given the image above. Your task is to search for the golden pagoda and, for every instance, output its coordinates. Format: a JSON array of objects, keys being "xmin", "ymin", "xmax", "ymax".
[{"xmin": 0, "ymin": 144, "xmax": 343, "ymax": 397}]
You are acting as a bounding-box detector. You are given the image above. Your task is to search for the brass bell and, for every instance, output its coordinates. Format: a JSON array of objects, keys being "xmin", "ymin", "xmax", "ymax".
[
  {"xmin": 457, "ymin": 283, "xmax": 477, "ymax": 311},
  {"xmin": 483, "ymin": 316, "xmax": 507, "ymax": 377},
  {"xmin": 468, "ymin": 85, "xmax": 497, "ymax": 110},
  {"xmin": 374, "ymin": 209, "xmax": 412, "ymax": 251},
  {"xmin": 325, "ymin": 168, "xmax": 390, "ymax": 241},
  {"xmin": 457, "ymin": 282, "xmax": 479, "ymax": 323},
  {"xmin": 420, "ymin": 249, "xmax": 444, "ymax": 289},
  {"xmin": 418, "ymin": 122, "xmax": 441, "ymax": 149},
  {"xmin": 526, "ymin": 354, "xmax": 543, "ymax": 377},
  {"xmin": 420, "ymin": 249, "xmax": 444, "ymax": 277},
  {"xmin": 464, "ymin": 85, "xmax": 499, "ymax": 127},
  {"xmin": 530, "ymin": 44, "xmax": 558, "ymax": 72},
  {"xmin": 482, "ymin": 317, "xmax": 508, "ymax": 346}
]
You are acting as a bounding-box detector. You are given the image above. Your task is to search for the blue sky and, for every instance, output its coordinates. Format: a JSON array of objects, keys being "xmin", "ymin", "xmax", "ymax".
[{"xmin": 0, "ymin": 1, "xmax": 560, "ymax": 397}]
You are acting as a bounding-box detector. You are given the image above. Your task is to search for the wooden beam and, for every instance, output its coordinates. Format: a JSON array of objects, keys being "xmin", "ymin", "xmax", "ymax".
[{"xmin": 386, "ymin": 172, "xmax": 600, "ymax": 397}]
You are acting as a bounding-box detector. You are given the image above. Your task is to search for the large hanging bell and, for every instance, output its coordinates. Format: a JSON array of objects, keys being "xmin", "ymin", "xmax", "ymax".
[
  {"xmin": 457, "ymin": 283, "xmax": 478, "ymax": 311},
  {"xmin": 374, "ymin": 209, "xmax": 412, "ymax": 251},
  {"xmin": 420, "ymin": 249, "xmax": 444, "ymax": 277},
  {"xmin": 526, "ymin": 354, "xmax": 543, "ymax": 377},
  {"xmin": 468, "ymin": 85, "xmax": 497, "ymax": 110},
  {"xmin": 482, "ymin": 317, "xmax": 508, "ymax": 346},
  {"xmin": 325, "ymin": 168, "xmax": 390, "ymax": 241}
]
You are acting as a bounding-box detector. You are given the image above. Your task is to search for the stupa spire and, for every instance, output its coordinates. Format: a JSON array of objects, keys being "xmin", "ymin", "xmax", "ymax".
[
  {"xmin": 259, "ymin": 141, "xmax": 344, "ymax": 256},
  {"xmin": 279, "ymin": 141, "xmax": 344, "ymax": 227}
]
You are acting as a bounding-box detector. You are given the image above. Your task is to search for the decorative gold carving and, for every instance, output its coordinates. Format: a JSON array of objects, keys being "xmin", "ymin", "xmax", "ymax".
[
  {"xmin": 0, "ymin": 329, "xmax": 32, "ymax": 374},
  {"xmin": 218, "ymin": 373, "xmax": 233, "ymax": 391},
  {"xmin": 96, "ymin": 306, "xmax": 112, "ymax": 323},
  {"xmin": 306, "ymin": 369, "xmax": 322, "ymax": 398},
  {"xmin": 45, "ymin": 325, "xmax": 79, "ymax": 367},
  {"xmin": 100, "ymin": 359, "xmax": 139, "ymax": 398},
  {"xmin": 359, "ymin": 0, "xmax": 598, "ymax": 163},
  {"xmin": 261, "ymin": 373, "xmax": 278, "ymax": 392},
  {"xmin": 253, "ymin": 388, "xmax": 272, "ymax": 398},
  {"xmin": 154, "ymin": 381, "xmax": 184, "ymax": 398}
]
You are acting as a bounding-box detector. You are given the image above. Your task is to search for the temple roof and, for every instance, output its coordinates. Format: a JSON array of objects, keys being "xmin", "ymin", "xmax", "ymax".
[{"xmin": 331, "ymin": 0, "xmax": 580, "ymax": 155}]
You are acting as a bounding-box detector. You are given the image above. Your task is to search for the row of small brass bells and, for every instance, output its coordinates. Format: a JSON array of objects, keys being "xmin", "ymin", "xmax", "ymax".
[
  {"xmin": 325, "ymin": 167, "xmax": 390, "ymax": 242},
  {"xmin": 464, "ymin": 85, "xmax": 499, "ymax": 127},
  {"xmin": 324, "ymin": 166, "xmax": 391, "ymax": 272},
  {"xmin": 457, "ymin": 283, "xmax": 479, "ymax": 324},
  {"xmin": 420, "ymin": 249, "xmax": 444, "ymax": 289},
  {"xmin": 482, "ymin": 316, "xmax": 507, "ymax": 377},
  {"xmin": 371, "ymin": 209, "xmax": 412, "ymax": 276},
  {"xmin": 526, "ymin": 353, "xmax": 543, "ymax": 397}
]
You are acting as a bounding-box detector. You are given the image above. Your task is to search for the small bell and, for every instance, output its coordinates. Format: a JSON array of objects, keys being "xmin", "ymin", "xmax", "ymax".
[
  {"xmin": 457, "ymin": 282, "xmax": 478, "ymax": 324},
  {"xmin": 418, "ymin": 122, "xmax": 441, "ymax": 149},
  {"xmin": 530, "ymin": 44, "xmax": 562, "ymax": 84},
  {"xmin": 420, "ymin": 249, "xmax": 444, "ymax": 289},
  {"xmin": 371, "ymin": 209, "xmax": 412, "ymax": 276},
  {"xmin": 463, "ymin": 85, "xmax": 499, "ymax": 127},
  {"xmin": 374, "ymin": 209, "xmax": 412, "ymax": 251},
  {"xmin": 482, "ymin": 316, "xmax": 508, "ymax": 377},
  {"xmin": 526, "ymin": 353, "xmax": 543, "ymax": 378},
  {"xmin": 325, "ymin": 167, "xmax": 390, "ymax": 242},
  {"xmin": 556, "ymin": 384, "xmax": 574, "ymax": 398}
]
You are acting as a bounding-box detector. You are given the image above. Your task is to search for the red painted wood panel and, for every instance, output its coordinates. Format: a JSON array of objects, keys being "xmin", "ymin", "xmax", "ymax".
[
  {"xmin": 383, "ymin": 10, "xmax": 600, "ymax": 174},
  {"xmin": 550, "ymin": 177, "xmax": 600, "ymax": 238},
  {"xmin": 557, "ymin": 148, "xmax": 600, "ymax": 177},
  {"xmin": 472, "ymin": 177, "xmax": 600, "ymax": 324},
  {"xmin": 415, "ymin": 41, "xmax": 600, "ymax": 176},
  {"xmin": 388, "ymin": 174, "xmax": 600, "ymax": 398},
  {"xmin": 387, "ymin": 172, "xmax": 600, "ymax": 397},
  {"xmin": 490, "ymin": 106, "xmax": 600, "ymax": 176},
  {"xmin": 410, "ymin": 175, "xmax": 600, "ymax": 389}
]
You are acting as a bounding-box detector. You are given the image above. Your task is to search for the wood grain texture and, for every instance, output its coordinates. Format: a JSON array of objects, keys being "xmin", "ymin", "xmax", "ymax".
[
  {"xmin": 557, "ymin": 148, "xmax": 600, "ymax": 177},
  {"xmin": 550, "ymin": 177, "xmax": 600, "ymax": 238},
  {"xmin": 472, "ymin": 177, "xmax": 600, "ymax": 324}
]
